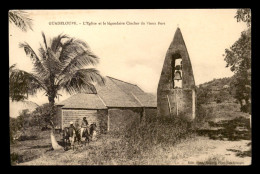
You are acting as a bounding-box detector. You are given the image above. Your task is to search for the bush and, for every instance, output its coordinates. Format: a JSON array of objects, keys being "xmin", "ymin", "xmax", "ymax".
[
  {"xmin": 10, "ymin": 116, "xmax": 25, "ymax": 144},
  {"xmin": 123, "ymin": 116, "xmax": 195, "ymax": 158}
]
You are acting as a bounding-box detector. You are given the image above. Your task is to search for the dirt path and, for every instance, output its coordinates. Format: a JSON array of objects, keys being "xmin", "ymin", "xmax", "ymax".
[{"xmin": 173, "ymin": 136, "xmax": 251, "ymax": 165}]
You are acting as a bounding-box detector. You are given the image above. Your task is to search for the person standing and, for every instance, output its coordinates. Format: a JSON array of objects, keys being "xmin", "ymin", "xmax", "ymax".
[
  {"xmin": 80, "ymin": 117, "xmax": 88, "ymax": 140},
  {"xmin": 68, "ymin": 121, "xmax": 76, "ymax": 148}
]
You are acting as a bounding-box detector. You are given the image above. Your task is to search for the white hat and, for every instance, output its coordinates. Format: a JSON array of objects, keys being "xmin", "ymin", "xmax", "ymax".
[{"xmin": 70, "ymin": 121, "xmax": 73, "ymax": 124}]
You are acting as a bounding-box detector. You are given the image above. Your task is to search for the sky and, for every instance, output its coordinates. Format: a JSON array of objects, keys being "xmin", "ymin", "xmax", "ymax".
[{"xmin": 9, "ymin": 9, "xmax": 248, "ymax": 106}]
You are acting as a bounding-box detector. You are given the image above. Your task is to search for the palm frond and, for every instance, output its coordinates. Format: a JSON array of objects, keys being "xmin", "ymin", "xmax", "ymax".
[
  {"xmin": 9, "ymin": 10, "xmax": 33, "ymax": 32},
  {"xmin": 58, "ymin": 39, "xmax": 99, "ymax": 78},
  {"xmin": 59, "ymin": 68, "xmax": 105, "ymax": 95},
  {"xmin": 9, "ymin": 69, "xmax": 46, "ymax": 101},
  {"xmin": 9, "ymin": 64, "xmax": 16, "ymax": 74},
  {"xmin": 60, "ymin": 38, "xmax": 99, "ymax": 64},
  {"xmin": 60, "ymin": 51, "xmax": 99, "ymax": 77},
  {"xmin": 50, "ymin": 34, "xmax": 68, "ymax": 53},
  {"xmin": 58, "ymin": 38, "xmax": 74, "ymax": 63},
  {"xmin": 73, "ymin": 39, "xmax": 90, "ymax": 48},
  {"xmin": 42, "ymin": 32, "xmax": 48, "ymax": 50},
  {"xmin": 43, "ymin": 48, "xmax": 63, "ymax": 76},
  {"xmin": 77, "ymin": 68, "xmax": 106, "ymax": 85},
  {"xmin": 19, "ymin": 42, "xmax": 49, "ymax": 78},
  {"xmin": 38, "ymin": 44, "xmax": 47, "ymax": 60}
]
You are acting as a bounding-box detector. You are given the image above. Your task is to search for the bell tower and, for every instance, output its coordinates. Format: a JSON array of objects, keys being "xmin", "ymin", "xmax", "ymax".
[{"xmin": 157, "ymin": 27, "xmax": 196, "ymax": 120}]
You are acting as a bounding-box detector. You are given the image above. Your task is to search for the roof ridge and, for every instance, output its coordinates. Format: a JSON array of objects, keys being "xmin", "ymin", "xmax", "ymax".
[
  {"xmin": 130, "ymin": 92, "xmax": 143, "ymax": 106},
  {"xmin": 106, "ymin": 76, "xmax": 137, "ymax": 86}
]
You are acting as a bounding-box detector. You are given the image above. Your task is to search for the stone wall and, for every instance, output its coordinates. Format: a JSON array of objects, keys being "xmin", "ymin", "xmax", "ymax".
[
  {"xmin": 157, "ymin": 89, "xmax": 195, "ymax": 120},
  {"xmin": 97, "ymin": 109, "xmax": 108, "ymax": 134},
  {"xmin": 60, "ymin": 108, "xmax": 157, "ymax": 134},
  {"xmin": 62, "ymin": 109, "xmax": 102, "ymax": 133},
  {"xmin": 108, "ymin": 108, "xmax": 141, "ymax": 133},
  {"xmin": 144, "ymin": 108, "xmax": 157, "ymax": 118}
]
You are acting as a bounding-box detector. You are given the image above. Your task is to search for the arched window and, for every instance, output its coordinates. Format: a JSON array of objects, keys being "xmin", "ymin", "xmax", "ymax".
[{"xmin": 171, "ymin": 53, "xmax": 182, "ymax": 88}]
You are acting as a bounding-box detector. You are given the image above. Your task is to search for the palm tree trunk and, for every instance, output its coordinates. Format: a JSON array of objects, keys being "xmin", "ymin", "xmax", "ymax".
[
  {"xmin": 51, "ymin": 130, "xmax": 63, "ymax": 150},
  {"xmin": 48, "ymin": 95, "xmax": 63, "ymax": 150}
]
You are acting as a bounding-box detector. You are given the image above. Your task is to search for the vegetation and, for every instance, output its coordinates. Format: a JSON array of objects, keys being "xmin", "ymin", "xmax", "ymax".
[
  {"xmin": 31, "ymin": 103, "xmax": 58, "ymax": 129},
  {"xmin": 223, "ymin": 9, "xmax": 251, "ymax": 113},
  {"xmin": 9, "ymin": 9, "xmax": 251, "ymax": 165},
  {"xmin": 10, "ymin": 110, "xmax": 28, "ymax": 144},
  {"xmin": 123, "ymin": 116, "xmax": 195, "ymax": 158},
  {"xmin": 196, "ymin": 77, "xmax": 235, "ymax": 105},
  {"xmin": 9, "ymin": 10, "xmax": 33, "ymax": 32},
  {"xmin": 9, "ymin": 33, "xmax": 105, "ymax": 148},
  {"xmin": 10, "ymin": 104, "xmax": 56, "ymax": 145}
]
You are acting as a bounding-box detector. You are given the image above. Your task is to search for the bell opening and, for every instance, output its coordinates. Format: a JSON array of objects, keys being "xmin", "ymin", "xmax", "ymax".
[{"xmin": 171, "ymin": 53, "xmax": 183, "ymax": 89}]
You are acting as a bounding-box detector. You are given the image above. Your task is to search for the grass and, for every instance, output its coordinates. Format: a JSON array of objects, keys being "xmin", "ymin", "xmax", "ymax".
[
  {"xmin": 123, "ymin": 116, "xmax": 195, "ymax": 158},
  {"xmin": 17, "ymin": 135, "xmax": 251, "ymax": 165},
  {"xmin": 12, "ymin": 116, "xmax": 195, "ymax": 165},
  {"xmin": 196, "ymin": 155, "xmax": 240, "ymax": 165},
  {"xmin": 11, "ymin": 102, "xmax": 251, "ymax": 165},
  {"xmin": 200, "ymin": 102, "xmax": 250, "ymax": 122},
  {"xmin": 10, "ymin": 128, "xmax": 54, "ymax": 165}
]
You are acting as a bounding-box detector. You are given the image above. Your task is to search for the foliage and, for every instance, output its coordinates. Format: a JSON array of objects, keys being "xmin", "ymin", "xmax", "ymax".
[
  {"xmin": 196, "ymin": 77, "xmax": 234, "ymax": 105},
  {"xmin": 9, "ymin": 33, "xmax": 105, "ymax": 127},
  {"xmin": 235, "ymin": 9, "xmax": 251, "ymax": 27},
  {"xmin": 10, "ymin": 109, "xmax": 30, "ymax": 144},
  {"xmin": 223, "ymin": 9, "xmax": 251, "ymax": 113},
  {"xmin": 197, "ymin": 86, "xmax": 212, "ymax": 105},
  {"xmin": 9, "ymin": 10, "xmax": 33, "ymax": 32},
  {"xmin": 123, "ymin": 116, "xmax": 195, "ymax": 158},
  {"xmin": 10, "ymin": 103, "xmax": 59, "ymax": 145},
  {"xmin": 215, "ymin": 89, "xmax": 230, "ymax": 103},
  {"xmin": 9, "ymin": 65, "xmax": 36, "ymax": 102},
  {"xmin": 30, "ymin": 103, "xmax": 58, "ymax": 128}
]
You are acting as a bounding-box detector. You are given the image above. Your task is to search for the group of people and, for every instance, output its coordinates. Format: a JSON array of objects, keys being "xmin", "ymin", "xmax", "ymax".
[{"xmin": 68, "ymin": 117, "xmax": 90, "ymax": 141}]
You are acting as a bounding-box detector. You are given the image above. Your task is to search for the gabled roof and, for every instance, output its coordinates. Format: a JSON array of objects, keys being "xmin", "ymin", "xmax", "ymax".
[
  {"xmin": 95, "ymin": 76, "xmax": 142, "ymax": 107},
  {"xmin": 108, "ymin": 77, "xmax": 157, "ymax": 107},
  {"xmin": 57, "ymin": 93, "xmax": 107, "ymax": 109},
  {"xmin": 57, "ymin": 76, "xmax": 157, "ymax": 109}
]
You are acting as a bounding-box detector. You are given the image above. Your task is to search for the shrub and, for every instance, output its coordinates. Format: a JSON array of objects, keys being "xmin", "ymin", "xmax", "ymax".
[
  {"xmin": 123, "ymin": 116, "xmax": 195, "ymax": 158},
  {"xmin": 10, "ymin": 115, "xmax": 25, "ymax": 144}
]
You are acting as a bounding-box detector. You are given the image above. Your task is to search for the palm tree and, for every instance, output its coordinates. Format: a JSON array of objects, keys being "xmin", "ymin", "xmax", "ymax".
[
  {"xmin": 9, "ymin": 10, "xmax": 33, "ymax": 32},
  {"xmin": 9, "ymin": 32, "xmax": 105, "ymax": 149}
]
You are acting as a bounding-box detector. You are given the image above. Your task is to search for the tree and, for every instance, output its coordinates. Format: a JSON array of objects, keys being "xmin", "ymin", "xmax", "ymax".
[
  {"xmin": 9, "ymin": 64, "xmax": 31, "ymax": 101},
  {"xmin": 197, "ymin": 86, "xmax": 212, "ymax": 105},
  {"xmin": 9, "ymin": 32, "xmax": 105, "ymax": 149},
  {"xmin": 223, "ymin": 9, "xmax": 251, "ymax": 113},
  {"xmin": 10, "ymin": 109, "xmax": 30, "ymax": 144},
  {"xmin": 235, "ymin": 9, "xmax": 251, "ymax": 27},
  {"xmin": 31, "ymin": 103, "xmax": 58, "ymax": 129},
  {"xmin": 9, "ymin": 10, "xmax": 33, "ymax": 100},
  {"xmin": 9, "ymin": 10, "xmax": 33, "ymax": 32}
]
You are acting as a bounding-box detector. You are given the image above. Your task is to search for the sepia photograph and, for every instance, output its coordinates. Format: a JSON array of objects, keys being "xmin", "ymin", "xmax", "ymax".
[{"xmin": 9, "ymin": 9, "xmax": 251, "ymax": 165}]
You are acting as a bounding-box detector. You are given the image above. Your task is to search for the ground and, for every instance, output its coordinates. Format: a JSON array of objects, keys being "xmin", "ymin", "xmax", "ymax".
[
  {"xmin": 12, "ymin": 134, "xmax": 251, "ymax": 165},
  {"xmin": 10, "ymin": 102, "xmax": 251, "ymax": 165}
]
